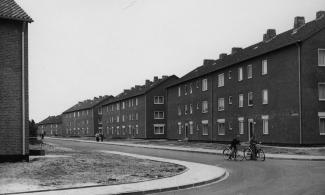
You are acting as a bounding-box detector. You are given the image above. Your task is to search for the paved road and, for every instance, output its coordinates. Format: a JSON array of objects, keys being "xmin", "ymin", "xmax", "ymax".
[{"xmin": 46, "ymin": 139, "xmax": 325, "ymax": 195}]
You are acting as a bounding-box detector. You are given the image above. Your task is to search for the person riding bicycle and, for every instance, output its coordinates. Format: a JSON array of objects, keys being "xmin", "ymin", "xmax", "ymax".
[{"xmin": 229, "ymin": 135, "xmax": 240, "ymax": 160}]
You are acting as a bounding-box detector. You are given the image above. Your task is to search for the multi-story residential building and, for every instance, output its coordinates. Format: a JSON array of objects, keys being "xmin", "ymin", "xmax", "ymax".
[
  {"xmin": 0, "ymin": 0, "xmax": 33, "ymax": 162},
  {"xmin": 38, "ymin": 115, "xmax": 62, "ymax": 136},
  {"xmin": 102, "ymin": 75, "xmax": 178, "ymax": 139},
  {"xmin": 62, "ymin": 95, "xmax": 114, "ymax": 137},
  {"xmin": 167, "ymin": 12, "xmax": 325, "ymax": 145}
]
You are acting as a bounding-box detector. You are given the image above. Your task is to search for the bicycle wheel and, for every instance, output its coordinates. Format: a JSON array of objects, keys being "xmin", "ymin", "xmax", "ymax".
[
  {"xmin": 244, "ymin": 148, "xmax": 253, "ymax": 160},
  {"xmin": 256, "ymin": 149, "xmax": 265, "ymax": 161},
  {"xmin": 223, "ymin": 148, "xmax": 231, "ymax": 160}
]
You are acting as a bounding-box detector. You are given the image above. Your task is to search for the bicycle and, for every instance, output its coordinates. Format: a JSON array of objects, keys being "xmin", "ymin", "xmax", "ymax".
[
  {"xmin": 223, "ymin": 146, "xmax": 244, "ymax": 161},
  {"xmin": 243, "ymin": 142, "xmax": 265, "ymax": 161}
]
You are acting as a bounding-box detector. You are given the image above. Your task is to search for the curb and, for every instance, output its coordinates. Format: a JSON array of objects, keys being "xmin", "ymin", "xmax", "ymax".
[{"xmin": 47, "ymin": 137, "xmax": 325, "ymax": 161}]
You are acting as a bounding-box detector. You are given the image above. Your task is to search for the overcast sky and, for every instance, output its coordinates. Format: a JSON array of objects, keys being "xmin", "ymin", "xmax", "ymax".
[{"xmin": 16, "ymin": 0, "xmax": 325, "ymax": 122}]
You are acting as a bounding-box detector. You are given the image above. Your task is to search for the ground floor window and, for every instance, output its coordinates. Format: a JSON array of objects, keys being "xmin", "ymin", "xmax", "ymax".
[
  {"xmin": 217, "ymin": 119, "xmax": 225, "ymax": 135},
  {"xmin": 178, "ymin": 122, "xmax": 182, "ymax": 134},
  {"xmin": 238, "ymin": 117, "xmax": 244, "ymax": 134},
  {"xmin": 319, "ymin": 112, "xmax": 325, "ymax": 135},
  {"xmin": 154, "ymin": 124, "xmax": 165, "ymax": 134},
  {"xmin": 136, "ymin": 125, "xmax": 139, "ymax": 134},
  {"xmin": 202, "ymin": 120, "xmax": 208, "ymax": 135},
  {"xmin": 262, "ymin": 115, "xmax": 269, "ymax": 134},
  {"xmin": 189, "ymin": 121, "xmax": 194, "ymax": 134}
]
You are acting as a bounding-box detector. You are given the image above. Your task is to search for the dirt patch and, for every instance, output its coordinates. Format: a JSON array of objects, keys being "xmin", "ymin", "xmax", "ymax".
[{"xmin": 0, "ymin": 143, "xmax": 185, "ymax": 194}]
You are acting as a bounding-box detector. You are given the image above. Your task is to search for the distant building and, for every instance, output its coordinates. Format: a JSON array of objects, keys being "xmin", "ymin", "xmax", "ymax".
[
  {"xmin": 38, "ymin": 115, "xmax": 62, "ymax": 136},
  {"xmin": 0, "ymin": 0, "xmax": 33, "ymax": 162},
  {"xmin": 102, "ymin": 75, "xmax": 178, "ymax": 139},
  {"xmin": 62, "ymin": 95, "xmax": 114, "ymax": 137},
  {"xmin": 167, "ymin": 12, "xmax": 325, "ymax": 145}
]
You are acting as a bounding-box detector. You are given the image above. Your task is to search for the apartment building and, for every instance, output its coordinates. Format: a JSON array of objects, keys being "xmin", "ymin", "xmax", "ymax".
[
  {"xmin": 62, "ymin": 95, "xmax": 114, "ymax": 137},
  {"xmin": 167, "ymin": 12, "xmax": 325, "ymax": 145},
  {"xmin": 0, "ymin": 0, "xmax": 33, "ymax": 162},
  {"xmin": 102, "ymin": 75, "xmax": 178, "ymax": 139},
  {"xmin": 38, "ymin": 115, "xmax": 62, "ymax": 136}
]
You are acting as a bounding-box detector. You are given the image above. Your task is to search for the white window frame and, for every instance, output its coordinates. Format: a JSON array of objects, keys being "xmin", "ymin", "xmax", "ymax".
[
  {"xmin": 178, "ymin": 122, "xmax": 182, "ymax": 135},
  {"xmin": 318, "ymin": 112, "xmax": 325, "ymax": 135},
  {"xmin": 238, "ymin": 117, "xmax": 244, "ymax": 135},
  {"xmin": 239, "ymin": 94, "xmax": 244, "ymax": 108},
  {"xmin": 189, "ymin": 83, "xmax": 193, "ymax": 94},
  {"xmin": 202, "ymin": 101, "xmax": 208, "ymax": 113},
  {"xmin": 189, "ymin": 121, "xmax": 194, "ymax": 134},
  {"xmin": 202, "ymin": 78, "xmax": 208, "ymax": 91},
  {"xmin": 154, "ymin": 96, "xmax": 164, "ymax": 104},
  {"xmin": 262, "ymin": 89, "xmax": 268, "ymax": 104},
  {"xmin": 218, "ymin": 73, "xmax": 224, "ymax": 87},
  {"xmin": 218, "ymin": 98, "xmax": 225, "ymax": 111},
  {"xmin": 217, "ymin": 119, "xmax": 226, "ymax": 135},
  {"xmin": 154, "ymin": 111, "xmax": 164, "ymax": 119},
  {"xmin": 247, "ymin": 64, "xmax": 252, "ymax": 79},
  {"xmin": 136, "ymin": 98, "xmax": 138, "ymax": 106},
  {"xmin": 318, "ymin": 83, "xmax": 325, "ymax": 101},
  {"xmin": 178, "ymin": 86, "xmax": 181, "ymax": 97},
  {"xmin": 189, "ymin": 104, "xmax": 193, "ymax": 114},
  {"xmin": 202, "ymin": 120, "xmax": 209, "ymax": 135},
  {"xmin": 262, "ymin": 115, "xmax": 269, "ymax": 135},
  {"xmin": 248, "ymin": 92, "xmax": 253, "ymax": 106},
  {"xmin": 262, "ymin": 59, "xmax": 268, "ymax": 75},
  {"xmin": 318, "ymin": 49, "xmax": 325, "ymax": 66},
  {"xmin": 238, "ymin": 67, "xmax": 243, "ymax": 81}
]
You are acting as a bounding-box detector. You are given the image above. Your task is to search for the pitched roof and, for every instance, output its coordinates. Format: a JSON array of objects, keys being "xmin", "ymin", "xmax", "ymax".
[
  {"xmin": 103, "ymin": 75, "xmax": 178, "ymax": 106},
  {"xmin": 38, "ymin": 115, "xmax": 62, "ymax": 125},
  {"xmin": 169, "ymin": 14, "xmax": 325, "ymax": 87},
  {"xmin": 0, "ymin": 0, "xmax": 33, "ymax": 22},
  {"xmin": 63, "ymin": 95, "xmax": 114, "ymax": 114}
]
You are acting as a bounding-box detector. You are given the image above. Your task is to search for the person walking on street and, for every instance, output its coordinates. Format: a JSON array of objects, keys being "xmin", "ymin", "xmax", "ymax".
[{"xmin": 95, "ymin": 132, "xmax": 99, "ymax": 142}]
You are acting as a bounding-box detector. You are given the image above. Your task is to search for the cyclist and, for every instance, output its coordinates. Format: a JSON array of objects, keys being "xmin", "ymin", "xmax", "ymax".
[{"xmin": 229, "ymin": 135, "xmax": 240, "ymax": 160}]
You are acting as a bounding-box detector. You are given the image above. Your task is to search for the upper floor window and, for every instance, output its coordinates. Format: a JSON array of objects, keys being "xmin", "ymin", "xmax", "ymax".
[
  {"xmin": 229, "ymin": 96, "xmax": 233, "ymax": 104},
  {"xmin": 154, "ymin": 111, "xmax": 164, "ymax": 119},
  {"xmin": 129, "ymin": 100, "xmax": 132, "ymax": 107},
  {"xmin": 154, "ymin": 96, "xmax": 164, "ymax": 104},
  {"xmin": 189, "ymin": 104, "xmax": 193, "ymax": 114},
  {"xmin": 184, "ymin": 85, "xmax": 188, "ymax": 95},
  {"xmin": 318, "ymin": 49, "xmax": 325, "ymax": 66},
  {"xmin": 189, "ymin": 83, "xmax": 193, "ymax": 94},
  {"xmin": 247, "ymin": 64, "xmax": 252, "ymax": 79},
  {"xmin": 135, "ymin": 98, "xmax": 138, "ymax": 106},
  {"xmin": 319, "ymin": 83, "xmax": 325, "ymax": 101},
  {"xmin": 202, "ymin": 101, "xmax": 208, "ymax": 113},
  {"xmin": 239, "ymin": 94, "xmax": 244, "ymax": 108},
  {"xmin": 122, "ymin": 102, "xmax": 125, "ymax": 109},
  {"xmin": 262, "ymin": 59, "xmax": 268, "ymax": 75},
  {"xmin": 116, "ymin": 103, "xmax": 120, "ymax": 111},
  {"xmin": 177, "ymin": 105, "xmax": 182, "ymax": 116},
  {"xmin": 262, "ymin": 115, "xmax": 269, "ymax": 135},
  {"xmin": 184, "ymin": 105, "xmax": 188, "ymax": 115},
  {"xmin": 98, "ymin": 107, "xmax": 102, "ymax": 115},
  {"xmin": 178, "ymin": 87, "xmax": 181, "ymax": 97},
  {"xmin": 238, "ymin": 67, "xmax": 243, "ymax": 81},
  {"xmin": 196, "ymin": 80, "xmax": 200, "ymax": 88},
  {"xmin": 262, "ymin": 89, "xmax": 268, "ymax": 104},
  {"xmin": 248, "ymin": 92, "xmax": 253, "ymax": 106},
  {"xmin": 202, "ymin": 78, "xmax": 208, "ymax": 91},
  {"xmin": 218, "ymin": 98, "xmax": 225, "ymax": 111},
  {"xmin": 218, "ymin": 73, "xmax": 224, "ymax": 87}
]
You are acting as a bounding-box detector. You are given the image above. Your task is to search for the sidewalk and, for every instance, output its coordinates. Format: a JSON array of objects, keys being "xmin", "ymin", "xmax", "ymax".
[
  {"xmin": 48, "ymin": 137, "xmax": 325, "ymax": 161},
  {"xmin": 19, "ymin": 151, "xmax": 226, "ymax": 195}
]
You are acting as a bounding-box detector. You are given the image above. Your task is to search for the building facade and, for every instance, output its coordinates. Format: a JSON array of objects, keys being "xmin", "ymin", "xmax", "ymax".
[
  {"xmin": 38, "ymin": 115, "xmax": 62, "ymax": 136},
  {"xmin": 102, "ymin": 75, "xmax": 178, "ymax": 139},
  {"xmin": 167, "ymin": 12, "xmax": 325, "ymax": 145},
  {"xmin": 0, "ymin": 0, "xmax": 33, "ymax": 162},
  {"xmin": 62, "ymin": 95, "xmax": 114, "ymax": 137}
]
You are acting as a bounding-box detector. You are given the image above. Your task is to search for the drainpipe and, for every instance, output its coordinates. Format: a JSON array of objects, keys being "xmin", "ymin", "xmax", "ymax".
[
  {"xmin": 22, "ymin": 22, "xmax": 26, "ymax": 155},
  {"xmin": 210, "ymin": 78, "xmax": 214, "ymax": 142},
  {"xmin": 296, "ymin": 41, "xmax": 302, "ymax": 145}
]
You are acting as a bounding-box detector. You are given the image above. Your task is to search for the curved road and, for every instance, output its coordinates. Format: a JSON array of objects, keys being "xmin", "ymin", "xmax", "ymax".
[{"xmin": 46, "ymin": 139, "xmax": 325, "ymax": 195}]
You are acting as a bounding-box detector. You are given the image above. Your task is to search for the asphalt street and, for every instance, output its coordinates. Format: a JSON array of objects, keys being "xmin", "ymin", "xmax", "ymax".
[{"xmin": 46, "ymin": 139, "xmax": 325, "ymax": 195}]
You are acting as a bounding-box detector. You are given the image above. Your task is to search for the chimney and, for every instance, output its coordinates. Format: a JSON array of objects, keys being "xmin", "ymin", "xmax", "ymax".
[
  {"xmin": 316, "ymin": 11, "xmax": 325, "ymax": 19},
  {"xmin": 203, "ymin": 59, "xmax": 214, "ymax": 66},
  {"xmin": 162, "ymin": 75, "xmax": 168, "ymax": 79},
  {"xmin": 219, "ymin": 53, "xmax": 227, "ymax": 60},
  {"xmin": 263, "ymin": 29, "xmax": 276, "ymax": 42},
  {"xmin": 94, "ymin": 97, "xmax": 98, "ymax": 100},
  {"xmin": 99, "ymin": 96, "xmax": 102, "ymax": 98},
  {"xmin": 153, "ymin": 76, "xmax": 158, "ymax": 82},
  {"xmin": 231, "ymin": 47, "xmax": 242, "ymax": 55},
  {"xmin": 294, "ymin": 16, "xmax": 305, "ymax": 28},
  {"xmin": 145, "ymin": 79, "xmax": 150, "ymax": 86}
]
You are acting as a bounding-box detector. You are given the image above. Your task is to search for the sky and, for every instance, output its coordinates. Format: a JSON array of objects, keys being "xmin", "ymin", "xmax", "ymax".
[{"xmin": 15, "ymin": 0, "xmax": 325, "ymax": 122}]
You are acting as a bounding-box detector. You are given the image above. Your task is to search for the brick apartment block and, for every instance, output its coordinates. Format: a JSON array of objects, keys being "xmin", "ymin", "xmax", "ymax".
[
  {"xmin": 38, "ymin": 115, "xmax": 62, "ymax": 136},
  {"xmin": 167, "ymin": 12, "xmax": 325, "ymax": 145},
  {"xmin": 102, "ymin": 75, "xmax": 178, "ymax": 139},
  {"xmin": 62, "ymin": 95, "xmax": 114, "ymax": 137},
  {"xmin": 0, "ymin": 0, "xmax": 33, "ymax": 162}
]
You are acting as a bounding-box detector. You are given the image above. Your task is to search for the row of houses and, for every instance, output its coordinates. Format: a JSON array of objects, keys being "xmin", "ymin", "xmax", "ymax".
[{"xmin": 39, "ymin": 11, "xmax": 325, "ymax": 145}]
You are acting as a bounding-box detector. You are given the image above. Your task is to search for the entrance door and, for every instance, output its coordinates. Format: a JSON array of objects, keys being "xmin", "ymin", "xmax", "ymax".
[
  {"xmin": 248, "ymin": 119, "xmax": 254, "ymax": 141},
  {"xmin": 184, "ymin": 123, "xmax": 189, "ymax": 140}
]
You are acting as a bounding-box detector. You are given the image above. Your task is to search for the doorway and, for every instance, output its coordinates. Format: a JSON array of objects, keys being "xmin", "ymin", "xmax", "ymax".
[
  {"xmin": 248, "ymin": 119, "xmax": 254, "ymax": 141},
  {"xmin": 184, "ymin": 123, "xmax": 189, "ymax": 140}
]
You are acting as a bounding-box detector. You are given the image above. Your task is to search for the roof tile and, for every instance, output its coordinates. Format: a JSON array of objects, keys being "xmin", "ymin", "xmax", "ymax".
[{"xmin": 0, "ymin": 0, "xmax": 33, "ymax": 22}]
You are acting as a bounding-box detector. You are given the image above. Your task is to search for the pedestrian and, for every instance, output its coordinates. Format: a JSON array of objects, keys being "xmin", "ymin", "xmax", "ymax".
[
  {"xmin": 100, "ymin": 132, "xmax": 104, "ymax": 142},
  {"xmin": 229, "ymin": 135, "xmax": 240, "ymax": 160},
  {"xmin": 95, "ymin": 132, "xmax": 99, "ymax": 142},
  {"xmin": 250, "ymin": 136, "xmax": 257, "ymax": 160}
]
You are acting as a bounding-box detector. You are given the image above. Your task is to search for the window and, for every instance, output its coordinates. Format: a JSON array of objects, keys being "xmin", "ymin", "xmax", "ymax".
[
  {"xmin": 217, "ymin": 119, "xmax": 225, "ymax": 135},
  {"xmin": 202, "ymin": 78, "xmax": 208, "ymax": 91},
  {"xmin": 262, "ymin": 59, "xmax": 267, "ymax": 75},
  {"xmin": 116, "ymin": 103, "xmax": 120, "ymax": 111},
  {"xmin": 318, "ymin": 49, "xmax": 325, "ymax": 66},
  {"xmin": 98, "ymin": 108, "xmax": 102, "ymax": 115},
  {"xmin": 228, "ymin": 120, "xmax": 233, "ymax": 130},
  {"xmin": 135, "ymin": 113, "xmax": 138, "ymax": 120},
  {"xmin": 318, "ymin": 83, "xmax": 325, "ymax": 100},
  {"xmin": 238, "ymin": 67, "xmax": 243, "ymax": 81},
  {"xmin": 218, "ymin": 73, "xmax": 224, "ymax": 87},
  {"xmin": 116, "ymin": 116, "xmax": 119, "ymax": 122},
  {"xmin": 228, "ymin": 70, "xmax": 232, "ymax": 79},
  {"xmin": 178, "ymin": 87, "xmax": 181, "ymax": 97},
  {"xmin": 238, "ymin": 117, "xmax": 244, "ymax": 134},
  {"xmin": 196, "ymin": 103, "xmax": 199, "ymax": 110},
  {"xmin": 202, "ymin": 101, "xmax": 208, "ymax": 113},
  {"xmin": 178, "ymin": 122, "xmax": 182, "ymax": 134},
  {"xmin": 154, "ymin": 111, "xmax": 164, "ymax": 119},
  {"xmin": 262, "ymin": 115, "xmax": 269, "ymax": 135},
  {"xmin": 189, "ymin": 83, "xmax": 193, "ymax": 94},
  {"xmin": 135, "ymin": 125, "xmax": 139, "ymax": 134},
  {"xmin": 218, "ymin": 98, "xmax": 225, "ymax": 111},
  {"xmin": 239, "ymin": 94, "xmax": 244, "ymax": 107},
  {"xmin": 177, "ymin": 105, "xmax": 182, "ymax": 116},
  {"xmin": 202, "ymin": 120, "xmax": 208, "ymax": 135},
  {"xmin": 122, "ymin": 115, "xmax": 125, "ymax": 122},
  {"xmin": 135, "ymin": 98, "xmax": 138, "ymax": 106},
  {"xmin": 262, "ymin": 89, "xmax": 268, "ymax": 104},
  {"xmin": 184, "ymin": 85, "xmax": 188, "ymax": 95},
  {"xmin": 189, "ymin": 121, "xmax": 194, "ymax": 134},
  {"xmin": 184, "ymin": 105, "xmax": 188, "ymax": 115},
  {"xmin": 319, "ymin": 112, "xmax": 325, "ymax": 135},
  {"xmin": 122, "ymin": 102, "xmax": 125, "ymax": 109},
  {"xmin": 248, "ymin": 92, "xmax": 253, "ymax": 106},
  {"xmin": 247, "ymin": 64, "xmax": 252, "ymax": 79},
  {"xmin": 129, "ymin": 100, "xmax": 131, "ymax": 107},
  {"xmin": 229, "ymin": 96, "xmax": 233, "ymax": 104},
  {"xmin": 189, "ymin": 104, "xmax": 193, "ymax": 114},
  {"xmin": 154, "ymin": 96, "xmax": 164, "ymax": 104},
  {"xmin": 196, "ymin": 80, "xmax": 200, "ymax": 88}
]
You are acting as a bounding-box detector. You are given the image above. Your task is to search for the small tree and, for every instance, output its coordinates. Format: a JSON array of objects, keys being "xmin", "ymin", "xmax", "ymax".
[{"xmin": 29, "ymin": 119, "xmax": 38, "ymax": 137}]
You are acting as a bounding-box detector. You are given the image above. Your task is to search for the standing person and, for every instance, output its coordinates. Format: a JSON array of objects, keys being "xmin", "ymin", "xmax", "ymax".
[
  {"xmin": 95, "ymin": 132, "xmax": 99, "ymax": 142},
  {"xmin": 250, "ymin": 136, "xmax": 257, "ymax": 160},
  {"xmin": 100, "ymin": 132, "xmax": 104, "ymax": 142},
  {"xmin": 229, "ymin": 135, "xmax": 240, "ymax": 160}
]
